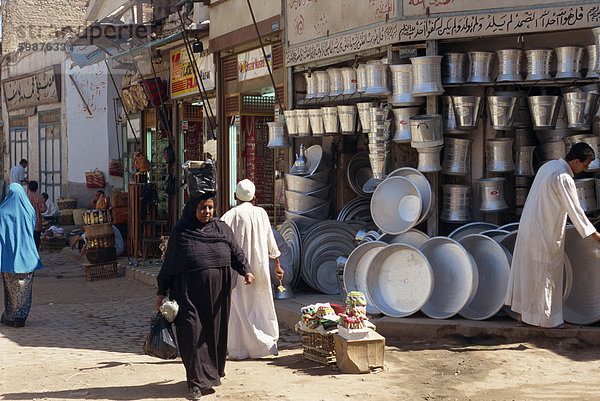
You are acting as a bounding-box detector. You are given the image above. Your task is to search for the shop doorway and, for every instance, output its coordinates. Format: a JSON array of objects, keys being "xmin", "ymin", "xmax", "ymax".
[
  {"xmin": 180, "ymin": 103, "xmax": 204, "ymax": 207},
  {"xmin": 38, "ymin": 110, "xmax": 62, "ymax": 200}
]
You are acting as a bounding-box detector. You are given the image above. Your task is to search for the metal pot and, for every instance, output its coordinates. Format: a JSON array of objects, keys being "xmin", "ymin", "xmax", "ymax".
[
  {"xmin": 314, "ymin": 71, "xmax": 330, "ymax": 98},
  {"xmin": 337, "ymin": 105, "xmax": 357, "ymax": 135},
  {"xmin": 392, "ymin": 107, "xmax": 420, "ymax": 143},
  {"xmin": 416, "ymin": 146, "xmax": 443, "ymax": 173},
  {"xmin": 341, "ymin": 67, "xmax": 357, "ymax": 95},
  {"xmin": 283, "ymin": 110, "xmax": 298, "ymax": 137},
  {"xmin": 467, "ymin": 51, "xmax": 495, "ymax": 83},
  {"xmin": 575, "ymin": 178, "xmax": 598, "ymax": 213},
  {"xmin": 514, "ymin": 145, "xmax": 536, "ymax": 176},
  {"xmin": 266, "ymin": 121, "xmax": 289, "ymax": 148},
  {"xmin": 486, "ymin": 138, "xmax": 515, "ymax": 173},
  {"xmin": 364, "ymin": 63, "xmax": 391, "ymax": 95},
  {"xmin": 496, "ymin": 49, "xmax": 523, "ymax": 82},
  {"xmin": 442, "ymin": 137, "xmax": 471, "ymax": 176},
  {"xmin": 479, "ymin": 178, "xmax": 508, "ymax": 212},
  {"xmin": 410, "ymin": 56, "xmax": 444, "ymax": 96},
  {"xmin": 452, "ymin": 96, "xmax": 482, "ymax": 130},
  {"xmin": 321, "ymin": 107, "xmax": 339, "ymax": 134},
  {"xmin": 441, "ymin": 185, "xmax": 471, "ymax": 222},
  {"xmin": 528, "ymin": 95, "xmax": 561, "ymax": 130},
  {"xmin": 555, "ymin": 46, "xmax": 585, "ymax": 79},
  {"xmin": 441, "ymin": 96, "xmax": 462, "ymax": 133},
  {"xmin": 356, "ymin": 64, "xmax": 368, "ymax": 92},
  {"xmin": 487, "ymin": 95, "xmax": 518, "ymax": 130},
  {"xmin": 525, "ymin": 49, "xmax": 553, "ymax": 81},
  {"xmin": 304, "ymin": 72, "xmax": 318, "ymax": 99},
  {"xmin": 357, "ymin": 102, "xmax": 377, "ymax": 133},
  {"xmin": 587, "ymin": 45, "xmax": 600, "ymax": 78},
  {"xmin": 295, "ymin": 109, "xmax": 311, "ymax": 137},
  {"xmin": 327, "ymin": 67, "xmax": 344, "ymax": 97},
  {"xmin": 409, "ymin": 114, "xmax": 443, "ymax": 148},
  {"xmin": 308, "ymin": 109, "xmax": 325, "ymax": 137},
  {"xmin": 564, "ymin": 91, "xmax": 599, "ymax": 130},
  {"xmin": 390, "ymin": 64, "xmax": 425, "ymax": 106},
  {"xmin": 442, "ymin": 53, "xmax": 466, "ymax": 84}
]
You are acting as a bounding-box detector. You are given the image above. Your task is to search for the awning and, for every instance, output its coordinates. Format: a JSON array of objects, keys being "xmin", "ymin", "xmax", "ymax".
[{"xmin": 106, "ymin": 32, "xmax": 183, "ymax": 60}]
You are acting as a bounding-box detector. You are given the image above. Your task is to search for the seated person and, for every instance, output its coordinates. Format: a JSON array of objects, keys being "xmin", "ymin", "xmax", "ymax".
[
  {"xmin": 90, "ymin": 190, "xmax": 110, "ymax": 210},
  {"xmin": 41, "ymin": 193, "xmax": 60, "ymax": 221},
  {"xmin": 71, "ymin": 225, "xmax": 124, "ymax": 257}
]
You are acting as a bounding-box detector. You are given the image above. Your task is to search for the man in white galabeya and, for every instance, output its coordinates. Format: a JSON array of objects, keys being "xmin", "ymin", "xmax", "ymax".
[
  {"xmin": 506, "ymin": 142, "xmax": 600, "ymax": 329},
  {"xmin": 221, "ymin": 179, "xmax": 283, "ymax": 359}
]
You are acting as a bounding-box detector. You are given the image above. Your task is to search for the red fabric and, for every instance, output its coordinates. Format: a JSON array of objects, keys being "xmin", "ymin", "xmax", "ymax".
[{"xmin": 28, "ymin": 192, "xmax": 47, "ymax": 232}]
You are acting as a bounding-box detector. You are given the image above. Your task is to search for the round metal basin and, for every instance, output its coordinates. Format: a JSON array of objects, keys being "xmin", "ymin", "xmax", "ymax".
[
  {"xmin": 347, "ymin": 151, "xmax": 373, "ymax": 197},
  {"xmin": 366, "ymin": 243, "xmax": 434, "ymax": 317},
  {"xmin": 304, "ymin": 185, "xmax": 331, "ymax": 200},
  {"xmin": 344, "ymin": 241, "xmax": 387, "ymax": 314},
  {"xmin": 388, "ymin": 167, "xmax": 433, "ymax": 225},
  {"xmin": 283, "ymin": 211, "xmax": 319, "ymax": 233},
  {"xmin": 371, "ymin": 177, "xmax": 422, "ymax": 235},
  {"xmin": 298, "ymin": 201, "xmax": 330, "ymax": 220},
  {"xmin": 479, "ymin": 229, "xmax": 510, "ymax": 242},
  {"xmin": 418, "ymin": 237, "xmax": 478, "ymax": 319},
  {"xmin": 284, "ymin": 173, "xmax": 326, "ymax": 193},
  {"xmin": 448, "ymin": 222, "xmax": 499, "ymax": 242},
  {"xmin": 278, "ymin": 220, "xmax": 302, "ymax": 289},
  {"xmin": 305, "ymin": 144, "xmax": 325, "ymax": 175},
  {"xmin": 498, "ymin": 222, "xmax": 519, "ymax": 232},
  {"xmin": 379, "ymin": 229, "xmax": 430, "ymax": 247},
  {"xmin": 307, "ymin": 168, "xmax": 333, "ymax": 184},
  {"xmin": 457, "ymin": 234, "xmax": 511, "ymax": 320},
  {"xmin": 285, "ymin": 190, "xmax": 326, "ymax": 213},
  {"xmin": 270, "ymin": 229, "xmax": 294, "ymax": 287}
]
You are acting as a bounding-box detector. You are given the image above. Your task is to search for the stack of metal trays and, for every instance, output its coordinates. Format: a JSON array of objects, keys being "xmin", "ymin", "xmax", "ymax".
[
  {"xmin": 347, "ymin": 152, "xmax": 373, "ymax": 197},
  {"xmin": 337, "ymin": 197, "xmax": 373, "ymax": 226},
  {"xmin": 300, "ymin": 220, "xmax": 359, "ymax": 294},
  {"xmin": 278, "ymin": 220, "xmax": 302, "ymax": 289}
]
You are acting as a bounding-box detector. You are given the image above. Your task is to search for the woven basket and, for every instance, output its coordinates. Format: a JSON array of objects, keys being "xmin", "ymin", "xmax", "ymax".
[
  {"xmin": 84, "ymin": 223, "xmax": 113, "ymax": 238},
  {"xmin": 83, "ymin": 209, "xmax": 113, "ymax": 225},
  {"xmin": 85, "ymin": 261, "xmax": 119, "ymax": 281},
  {"xmin": 298, "ymin": 328, "xmax": 336, "ymax": 365},
  {"xmin": 87, "ymin": 234, "xmax": 115, "ymax": 249},
  {"xmin": 57, "ymin": 198, "xmax": 78, "ymax": 210},
  {"xmin": 72, "ymin": 209, "xmax": 87, "ymax": 226}
]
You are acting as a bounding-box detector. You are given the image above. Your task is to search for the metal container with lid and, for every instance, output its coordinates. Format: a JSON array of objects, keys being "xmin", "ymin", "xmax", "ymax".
[{"xmin": 409, "ymin": 114, "xmax": 443, "ymax": 148}]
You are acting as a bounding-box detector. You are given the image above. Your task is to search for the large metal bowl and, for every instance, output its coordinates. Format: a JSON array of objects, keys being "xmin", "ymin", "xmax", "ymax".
[
  {"xmin": 304, "ymin": 185, "xmax": 331, "ymax": 200},
  {"xmin": 298, "ymin": 201, "xmax": 330, "ymax": 220},
  {"xmin": 418, "ymin": 237, "xmax": 478, "ymax": 319},
  {"xmin": 283, "ymin": 211, "xmax": 320, "ymax": 233},
  {"xmin": 285, "ymin": 190, "xmax": 327, "ymax": 213},
  {"xmin": 366, "ymin": 243, "xmax": 434, "ymax": 317},
  {"xmin": 371, "ymin": 176, "xmax": 422, "ymax": 235},
  {"xmin": 343, "ymin": 241, "xmax": 387, "ymax": 314},
  {"xmin": 457, "ymin": 234, "xmax": 511, "ymax": 320},
  {"xmin": 448, "ymin": 222, "xmax": 499, "ymax": 242},
  {"xmin": 284, "ymin": 173, "xmax": 326, "ymax": 193},
  {"xmin": 347, "ymin": 151, "xmax": 373, "ymax": 197},
  {"xmin": 388, "ymin": 167, "xmax": 433, "ymax": 225},
  {"xmin": 379, "ymin": 229, "xmax": 430, "ymax": 247},
  {"xmin": 307, "ymin": 168, "xmax": 332, "ymax": 184}
]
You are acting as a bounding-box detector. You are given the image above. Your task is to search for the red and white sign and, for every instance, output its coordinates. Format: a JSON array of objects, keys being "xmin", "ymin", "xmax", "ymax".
[{"xmin": 238, "ymin": 46, "xmax": 272, "ymax": 81}]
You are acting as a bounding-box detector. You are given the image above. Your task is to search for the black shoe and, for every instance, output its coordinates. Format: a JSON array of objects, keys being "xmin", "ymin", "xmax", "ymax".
[
  {"xmin": 1, "ymin": 315, "xmax": 24, "ymax": 327},
  {"xmin": 187, "ymin": 387, "xmax": 202, "ymax": 400}
]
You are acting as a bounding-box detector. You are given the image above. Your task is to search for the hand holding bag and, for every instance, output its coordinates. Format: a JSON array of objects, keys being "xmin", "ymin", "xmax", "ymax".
[{"xmin": 143, "ymin": 312, "xmax": 178, "ymax": 359}]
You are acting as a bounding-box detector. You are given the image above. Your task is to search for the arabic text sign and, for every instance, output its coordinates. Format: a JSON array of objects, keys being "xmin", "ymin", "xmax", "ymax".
[
  {"xmin": 3, "ymin": 66, "xmax": 61, "ymax": 111},
  {"xmin": 402, "ymin": 0, "xmax": 554, "ymax": 17},
  {"xmin": 287, "ymin": 0, "xmax": 396, "ymax": 46},
  {"xmin": 238, "ymin": 46, "xmax": 272, "ymax": 81},
  {"xmin": 170, "ymin": 45, "xmax": 215, "ymax": 99},
  {"xmin": 285, "ymin": 4, "xmax": 600, "ymax": 66}
]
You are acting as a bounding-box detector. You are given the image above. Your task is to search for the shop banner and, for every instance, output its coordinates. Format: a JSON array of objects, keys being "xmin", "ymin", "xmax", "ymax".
[
  {"xmin": 170, "ymin": 44, "xmax": 215, "ymax": 99},
  {"xmin": 238, "ymin": 46, "xmax": 272, "ymax": 81},
  {"xmin": 3, "ymin": 66, "xmax": 61, "ymax": 111},
  {"xmin": 403, "ymin": 0, "xmax": 560, "ymax": 17}
]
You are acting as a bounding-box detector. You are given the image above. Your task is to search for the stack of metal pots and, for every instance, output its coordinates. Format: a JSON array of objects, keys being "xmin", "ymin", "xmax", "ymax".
[{"xmin": 363, "ymin": 107, "xmax": 391, "ymax": 193}]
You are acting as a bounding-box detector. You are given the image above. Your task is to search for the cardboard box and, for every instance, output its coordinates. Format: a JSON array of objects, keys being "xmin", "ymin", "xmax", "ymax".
[{"xmin": 334, "ymin": 330, "xmax": 385, "ymax": 374}]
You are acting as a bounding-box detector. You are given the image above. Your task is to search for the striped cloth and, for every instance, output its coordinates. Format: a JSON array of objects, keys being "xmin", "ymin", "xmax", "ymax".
[{"xmin": 27, "ymin": 192, "xmax": 47, "ymax": 231}]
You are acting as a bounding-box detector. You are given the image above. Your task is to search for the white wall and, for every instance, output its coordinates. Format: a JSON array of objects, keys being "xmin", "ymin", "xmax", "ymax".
[{"xmin": 209, "ymin": 0, "xmax": 281, "ymax": 40}]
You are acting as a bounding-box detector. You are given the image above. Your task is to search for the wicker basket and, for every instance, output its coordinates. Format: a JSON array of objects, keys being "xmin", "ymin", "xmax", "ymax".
[
  {"xmin": 72, "ymin": 209, "xmax": 87, "ymax": 226},
  {"xmin": 87, "ymin": 234, "xmax": 115, "ymax": 249},
  {"xmin": 83, "ymin": 209, "xmax": 113, "ymax": 225},
  {"xmin": 85, "ymin": 261, "xmax": 119, "ymax": 281},
  {"xmin": 298, "ymin": 328, "xmax": 336, "ymax": 365},
  {"xmin": 84, "ymin": 223, "xmax": 113, "ymax": 238},
  {"xmin": 57, "ymin": 198, "xmax": 78, "ymax": 210}
]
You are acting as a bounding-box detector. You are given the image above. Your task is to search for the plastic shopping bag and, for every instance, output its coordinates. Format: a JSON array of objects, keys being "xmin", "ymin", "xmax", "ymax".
[{"xmin": 143, "ymin": 312, "xmax": 178, "ymax": 359}]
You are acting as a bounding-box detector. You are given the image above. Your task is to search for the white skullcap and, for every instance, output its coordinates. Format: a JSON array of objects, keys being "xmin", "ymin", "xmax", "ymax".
[{"xmin": 236, "ymin": 179, "xmax": 255, "ymax": 202}]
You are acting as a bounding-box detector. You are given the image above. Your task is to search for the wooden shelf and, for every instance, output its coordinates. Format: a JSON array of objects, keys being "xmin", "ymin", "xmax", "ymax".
[
  {"xmin": 443, "ymin": 77, "xmax": 600, "ymax": 88},
  {"xmin": 296, "ymin": 92, "xmax": 389, "ymax": 107}
]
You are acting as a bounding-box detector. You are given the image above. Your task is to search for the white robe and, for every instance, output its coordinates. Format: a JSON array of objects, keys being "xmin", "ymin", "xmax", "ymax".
[
  {"xmin": 506, "ymin": 158, "xmax": 596, "ymax": 327},
  {"xmin": 221, "ymin": 202, "xmax": 281, "ymax": 359}
]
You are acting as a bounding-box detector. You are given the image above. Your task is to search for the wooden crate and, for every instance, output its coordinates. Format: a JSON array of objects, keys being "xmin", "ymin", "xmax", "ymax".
[
  {"xmin": 334, "ymin": 330, "xmax": 385, "ymax": 374},
  {"xmin": 84, "ymin": 261, "xmax": 119, "ymax": 281},
  {"xmin": 298, "ymin": 328, "xmax": 336, "ymax": 365}
]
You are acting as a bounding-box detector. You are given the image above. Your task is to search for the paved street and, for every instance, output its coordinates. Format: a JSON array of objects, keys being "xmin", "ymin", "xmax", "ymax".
[{"xmin": 2, "ymin": 251, "xmax": 600, "ymax": 401}]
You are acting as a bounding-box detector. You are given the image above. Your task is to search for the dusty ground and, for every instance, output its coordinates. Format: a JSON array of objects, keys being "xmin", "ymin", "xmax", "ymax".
[{"xmin": 1, "ymin": 251, "xmax": 600, "ymax": 401}]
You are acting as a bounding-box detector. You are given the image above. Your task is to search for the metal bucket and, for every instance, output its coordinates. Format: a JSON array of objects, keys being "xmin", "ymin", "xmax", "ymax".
[
  {"xmin": 341, "ymin": 67, "xmax": 357, "ymax": 95},
  {"xmin": 441, "ymin": 96, "xmax": 462, "ymax": 133},
  {"xmin": 525, "ymin": 49, "xmax": 553, "ymax": 80},
  {"xmin": 283, "ymin": 110, "xmax": 298, "ymax": 137},
  {"xmin": 515, "ymin": 187, "xmax": 529, "ymax": 207},
  {"xmin": 321, "ymin": 106, "xmax": 339, "ymax": 134},
  {"xmin": 327, "ymin": 67, "xmax": 344, "ymax": 97},
  {"xmin": 441, "ymin": 185, "xmax": 471, "ymax": 222},
  {"xmin": 486, "ymin": 138, "xmax": 515, "ymax": 173},
  {"xmin": 295, "ymin": 109, "xmax": 311, "ymax": 137},
  {"xmin": 364, "ymin": 63, "xmax": 391, "ymax": 95},
  {"xmin": 266, "ymin": 121, "xmax": 289, "ymax": 148},
  {"xmin": 511, "ymin": 93, "xmax": 532, "ymax": 128},
  {"xmin": 416, "ymin": 146, "xmax": 443, "ymax": 173},
  {"xmin": 536, "ymin": 141, "xmax": 566, "ymax": 162},
  {"xmin": 409, "ymin": 114, "xmax": 443, "ymax": 148},
  {"xmin": 392, "ymin": 107, "xmax": 420, "ymax": 143},
  {"xmin": 528, "ymin": 95, "xmax": 561, "ymax": 130},
  {"xmin": 357, "ymin": 102, "xmax": 376, "ymax": 133},
  {"xmin": 514, "ymin": 145, "xmax": 536, "ymax": 176},
  {"xmin": 442, "ymin": 137, "xmax": 471, "ymax": 176},
  {"xmin": 479, "ymin": 177, "xmax": 508, "ymax": 212},
  {"xmin": 356, "ymin": 64, "xmax": 368, "ymax": 92},
  {"xmin": 337, "ymin": 105, "xmax": 357, "ymax": 135},
  {"xmin": 304, "ymin": 72, "xmax": 318, "ymax": 99},
  {"xmin": 555, "ymin": 46, "xmax": 585, "ymax": 79},
  {"xmin": 496, "ymin": 49, "xmax": 523, "ymax": 82},
  {"xmin": 390, "ymin": 64, "xmax": 424, "ymax": 106},
  {"xmin": 588, "ymin": 44, "xmax": 600, "ymax": 78},
  {"xmin": 442, "ymin": 53, "xmax": 466, "ymax": 84},
  {"xmin": 314, "ymin": 71, "xmax": 330, "ymax": 98},
  {"xmin": 487, "ymin": 95, "xmax": 518, "ymax": 130},
  {"xmin": 575, "ymin": 178, "xmax": 598, "ymax": 213},
  {"xmin": 308, "ymin": 109, "xmax": 325, "ymax": 137},
  {"xmin": 370, "ymin": 107, "xmax": 389, "ymax": 126},
  {"xmin": 410, "ymin": 56, "xmax": 444, "ymax": 96},
  {"xmin": 467, "ymin": 51, "xmax": 495, "ymax": 83},
  {"xmin": 452, "ymin": 96, "xmax": 482, "ymax": 130},
  {"xmin": 581, "ymin": 136, "xmax": 600, "ymax": 172},
  {"xmin": 564, "ymin": 91, "xmax": 599, "ymax": 130}
]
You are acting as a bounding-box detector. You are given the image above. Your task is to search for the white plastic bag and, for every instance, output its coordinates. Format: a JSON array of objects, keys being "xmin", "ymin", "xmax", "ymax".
[{"xmin": 159, "ymin": 299, "xmax": 179, "ymax": 322}]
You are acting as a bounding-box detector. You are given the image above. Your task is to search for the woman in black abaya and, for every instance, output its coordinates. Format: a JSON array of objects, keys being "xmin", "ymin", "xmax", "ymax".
[{"xmin": 156, "ymin": 192, "xmax": 254, "ymax": 400}]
